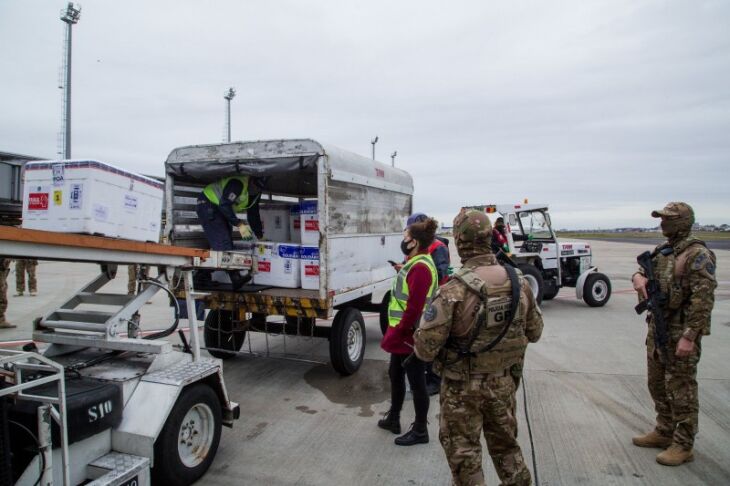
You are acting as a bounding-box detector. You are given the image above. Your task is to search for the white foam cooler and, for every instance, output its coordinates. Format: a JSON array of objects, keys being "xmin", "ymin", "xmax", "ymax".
[
  {"xmin": 21, "ymin": 160, "xmax": 164, "ymax": 242},
  {"xmin": 300, "ymin": 245, "xmax": 320, "ymax": 290},
  {"xmin": 253, "ymin": 242, "xmax": 301, "ymax": 288},
  {"xmin": 259, "ymin": 205, "xmax": 290, "ymax": 242},
  {"xmin": 300, "ymin": 200, "xmax": 319, "ymax": 245}
]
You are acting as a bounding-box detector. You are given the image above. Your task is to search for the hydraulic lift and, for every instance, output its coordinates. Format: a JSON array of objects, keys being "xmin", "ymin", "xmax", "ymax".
[{"xmin": 0, "ymin": 226, "xmax": 249, "ymax": 486}]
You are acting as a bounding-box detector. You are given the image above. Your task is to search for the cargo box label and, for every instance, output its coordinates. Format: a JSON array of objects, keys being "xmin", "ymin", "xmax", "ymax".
[
  {"xmin": 300, "ymin": 247, "xmax": 319, "ymax": 260},
  {"xmin": 69, "ymin": 183, "xmax": 83, "ymax": 209},
  {"xmin": 278, "ymin": 245, "xmax": 300, "ymax": 259},
  {"xmin": 304, "ymin": 220, "xmax": 319, "ymax": 231},
  {"xmin": 124, "ymin": 194, "xmax": 138, "ymax": 210},
  {"xmin": 52, "ymin": 163, "xmax": 64, "ymax": 186},
  {"xmin": 53, "ymin": 190, "xmax": 63, "ymax": 206},
  {"xmin": 258, "ymin": 261, "xmax": 271, "ymax": 273},
  {"xmin": 304, "ymin": 264, "xmax": 320, "ymax": 276},
  {"xmin": 93, "ymin": 203, "xmax": 109, "ymax": 222},
  {"xmin": 28, "ymin": 192, "xmax": 49, "ymax": 210}
]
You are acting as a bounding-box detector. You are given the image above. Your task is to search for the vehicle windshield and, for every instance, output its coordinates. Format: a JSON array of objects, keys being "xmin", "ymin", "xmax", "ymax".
[{"xmin": 517, "ymin": 210, "xmax": 552, "ymax": 240}]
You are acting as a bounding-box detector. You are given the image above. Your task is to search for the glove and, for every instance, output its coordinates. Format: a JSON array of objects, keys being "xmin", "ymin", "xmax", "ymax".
[{"xmin": 237, "ymin": 223, "xmax": 253, "ymax": 240}]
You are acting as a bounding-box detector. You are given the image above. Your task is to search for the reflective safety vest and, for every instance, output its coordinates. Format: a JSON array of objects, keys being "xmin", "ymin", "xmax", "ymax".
[
  {"xmin": 388, "ymin": 254, "xmax": 438, "ymax": 327},
  {"xmin": 203, "ymin": 176, "xmax": 251, "ymax": 213}
]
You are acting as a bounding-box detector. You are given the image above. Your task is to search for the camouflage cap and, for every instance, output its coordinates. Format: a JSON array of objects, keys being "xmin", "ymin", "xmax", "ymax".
[
  {"xmin": 453, "ymin": 209, "xmax": 492, "ymax": 258},
  {"xmin": 651, "ymin": 202, "xmax": 694, "ymax": 223}
]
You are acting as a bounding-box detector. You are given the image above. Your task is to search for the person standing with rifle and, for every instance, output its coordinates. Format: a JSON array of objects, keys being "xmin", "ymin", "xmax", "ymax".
[
  {"xmin": 631, "ymin": 202, "xmax": 717, "ymax": 466},
  {"xmin": 378, "ymin": 217, "xmax": 438, "ymax": 446}
]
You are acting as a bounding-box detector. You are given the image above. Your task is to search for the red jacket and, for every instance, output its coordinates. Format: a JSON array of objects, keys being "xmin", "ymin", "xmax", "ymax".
[{"xmin": 381, "ymin": 251, "xmax": 435, "ymax": 355}]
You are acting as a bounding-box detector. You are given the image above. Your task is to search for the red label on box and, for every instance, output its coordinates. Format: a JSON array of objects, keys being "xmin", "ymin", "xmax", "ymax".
[
  {"xmin": 304, "ymin": 220, "xmax": 319, "ymax": 231},
  {"xmin": 28, "ymin": 193, "xmax": 49, "ymax": 210},
  {"xmin": 293, "ymin": 219, "xmax": 301, "ymax": 229},
  {"xmin": 305, "ymin": 264, "xmax": 320, "ymax": 276},
  {"xmin": 258, "ymin": 261, "xmax": 271, "ymax": 273}
]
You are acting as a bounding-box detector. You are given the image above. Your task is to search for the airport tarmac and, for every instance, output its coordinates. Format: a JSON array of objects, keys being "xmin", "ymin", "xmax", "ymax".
[{"xmin": 2, "ymin": 239, "xmax": 729, "ymax": 485}]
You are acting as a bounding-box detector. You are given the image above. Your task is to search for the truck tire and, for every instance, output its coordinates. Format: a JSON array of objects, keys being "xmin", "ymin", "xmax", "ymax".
[
  {"xmin": 583, "ymin": 272, "xmax": 611, "ymax": 307},
  {"xmin": 204, "ymin": 309, "xmax": 245, "ymax": 359},
  {"xmin": 518, "ymin": 264, "xmax": 544, "ymax": 305},
  {"xmin": 152, "ymin": 384, "xmax": 222, "ymax": 486},
  {"xmin": 542, "ymin": 288, "xmax": 559, "ymax": 301},
  {"xmin": 330, "ymin": 307, "xmax": 366, "ymax": 376},
  {"xmin": 380, "ymin": 291, "xmax": 391, "ymax": 336}
]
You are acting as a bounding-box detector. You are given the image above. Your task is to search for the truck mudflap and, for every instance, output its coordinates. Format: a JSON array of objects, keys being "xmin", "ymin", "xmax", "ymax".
[{"xmin": 575, "ymin": 266, "xmax": 598, "ymax": 300}]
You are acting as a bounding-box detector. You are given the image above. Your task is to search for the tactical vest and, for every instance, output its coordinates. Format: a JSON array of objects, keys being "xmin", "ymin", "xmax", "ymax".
[
  {"xmin": 203, "ymin": 176, "xmax": 251, "ymax": 213},
  {"xmin": 652, "ymin": 237, "xmax": 709, "ymax": 320},
  {"xmin": 435, "ymin": 266, "xmax": 527, "ymax": 379},
  {"xmin": 388, "ymin": 254, "xmax": 438, "ymax": 327}
]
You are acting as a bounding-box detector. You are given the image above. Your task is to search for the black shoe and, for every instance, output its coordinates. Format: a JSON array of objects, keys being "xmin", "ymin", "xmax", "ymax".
[
  {"xmin": 426, "ymin": 381, "xmax": 440, "ymax": 396},
  {"xmin": 377, "ymin": 411, "xmax": 401, "ymax": 434},
  {"xmin": 395, "ymin": 423, "xmax": 429, "ymax": 446}
]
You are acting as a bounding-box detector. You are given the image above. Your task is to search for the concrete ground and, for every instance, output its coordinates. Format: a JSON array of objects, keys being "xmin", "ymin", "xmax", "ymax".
[{"xmin": 2, "ymin": 240, "xmax": 729, "ymax": 485}]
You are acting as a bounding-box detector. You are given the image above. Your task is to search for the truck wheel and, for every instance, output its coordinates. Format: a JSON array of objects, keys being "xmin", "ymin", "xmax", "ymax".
[
  {"xmin": 583, "ymin": 272, "xmax": 611, "ymax": 307},
  {"xmin": 330, "ymin": 307, "xmax": 366, "ymax": 376},
  {"xmin": 542, "ymin": 288, "xmax": 559, "ymax": 301},
  {"xmin": 518, "ymin": 264, "xmax": 544, "ymax": 304},
  {"xmin": 204, "ymin": 309, "xmax": 245, "ymax": 359},
  {"xmin": 380, "ymin": 291, "xmax": 391, "ymax": 336},
  {"xmin": 152, "ymin": 384, "xmax": 222, "ymax": 486}
]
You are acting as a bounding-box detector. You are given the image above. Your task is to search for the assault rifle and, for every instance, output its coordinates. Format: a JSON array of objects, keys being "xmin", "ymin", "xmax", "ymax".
[{"xmin": 634, "ymin": 250, "xmax": 669, "ymax": 362}]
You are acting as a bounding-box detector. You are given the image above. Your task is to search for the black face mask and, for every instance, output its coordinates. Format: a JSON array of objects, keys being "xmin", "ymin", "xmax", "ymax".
[{"xmin": 400, "ymin": 239, "xmax": 414, "ymax": 256}]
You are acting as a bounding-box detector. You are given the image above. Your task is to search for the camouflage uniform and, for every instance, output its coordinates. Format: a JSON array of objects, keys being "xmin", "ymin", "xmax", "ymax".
[
  {"xmin": 15, "ymin": 259, "xmax": 38, "ymax": 294},
  {"xmin": 415, "ymin": 210, "xmax": 543, "ymax": 486},
  {"xmin": 635, "ymin": 202, "xmax": 716, "ymax": 451}
]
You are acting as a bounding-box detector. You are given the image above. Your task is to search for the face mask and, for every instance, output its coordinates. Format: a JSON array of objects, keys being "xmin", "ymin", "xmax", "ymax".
[{"xmin": 400, "ymin": 239, "xmax": 414, "ymax": 256}]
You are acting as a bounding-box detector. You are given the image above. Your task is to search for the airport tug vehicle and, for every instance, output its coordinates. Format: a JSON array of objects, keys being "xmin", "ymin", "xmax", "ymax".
[
  {"xmin": 465, "ymin": 203, "xmax": 612, "ymax": 306},
  {"xmin": 0, "ymin": 226, "xmax": 242, "ymax": 486}
]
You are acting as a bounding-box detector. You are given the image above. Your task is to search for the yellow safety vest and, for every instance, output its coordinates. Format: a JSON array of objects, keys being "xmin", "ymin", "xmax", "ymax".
[
  {"xmin": 203, "ymin": 176, "xmax": 251, "ymax": 213},
  {"xmin": 388, "ymin": 253, "xmax": 438, "ymax": 327}
]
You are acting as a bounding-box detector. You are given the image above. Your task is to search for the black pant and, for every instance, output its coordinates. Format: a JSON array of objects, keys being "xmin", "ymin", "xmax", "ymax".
[
  {"xmin": 196, "ymin": 200, "xmax": 234, "ymax": 251},
  {"xmin": 389, "ymin": 353, "xmax": 429, "ymax": 425}
]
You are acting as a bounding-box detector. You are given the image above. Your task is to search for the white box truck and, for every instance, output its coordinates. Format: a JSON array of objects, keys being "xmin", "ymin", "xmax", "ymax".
[{"xmin": 163, "ymin": 139, "xmax": 413, "ymax": 375}]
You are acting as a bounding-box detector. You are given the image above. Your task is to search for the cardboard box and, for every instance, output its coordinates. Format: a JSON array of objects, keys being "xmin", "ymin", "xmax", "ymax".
[
  {"xmin": 22, "ymin": 160, "xmax": 163, "ymax": 242},
  {"xmin": 253, "ymin": 241, "xmax": 301, "ymax": 288}
]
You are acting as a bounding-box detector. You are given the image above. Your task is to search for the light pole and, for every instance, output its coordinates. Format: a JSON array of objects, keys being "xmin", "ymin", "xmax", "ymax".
[
  {"xmin": 391, "ymin": 150, "xmax": 397, "ymax": 167},
  {"xmin": 224, "ymin": 87, "xmax": 236, "ymax": 143},
  {"xmin": 60, "ymin": 2, "xmax": 81, "ymax": 159},
  {"xmin": 371, "ymin": 136, "xmax": 378, "ymax": 160}
]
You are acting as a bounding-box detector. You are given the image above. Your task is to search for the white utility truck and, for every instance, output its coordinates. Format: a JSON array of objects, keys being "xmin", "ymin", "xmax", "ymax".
[
  {"xmin": 0, "ymin": 226, "xmax": 244, "ymax": 486},
  {"xmin": 164, "ymin": 139, "xmax": 414, "ymax": 375},
  {"xmin": 465, "ymin": 203, "xmax": 612, "ymax": 307}
]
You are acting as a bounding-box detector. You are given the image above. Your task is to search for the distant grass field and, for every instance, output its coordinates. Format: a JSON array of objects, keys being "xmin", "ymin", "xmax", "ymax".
[{"xmin": 557, "ymin": 231, "xmax": 730, "ymax": 241}]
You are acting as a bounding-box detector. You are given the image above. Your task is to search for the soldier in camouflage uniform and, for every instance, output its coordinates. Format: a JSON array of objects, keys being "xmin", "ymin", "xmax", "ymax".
[
  {"xmin": 414, "ymin": 209, "xmax": 543, "ymax": 486},
  {"xmin": 631, "ymin": 202, "xmax": 717, "ymax": 466},
  {"xmin": 0, "ymin": 258, "xmax": 15, "ymax": 329},
  {"xmin": 15, "ymin": 258, "xmax": 38, "ymax": 296}
]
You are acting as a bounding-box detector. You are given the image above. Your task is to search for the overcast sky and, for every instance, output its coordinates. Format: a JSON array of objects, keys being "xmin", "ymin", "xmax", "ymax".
[{"xmin": 1, "ymin": 0, "xmax": 728, "ymax": 229}]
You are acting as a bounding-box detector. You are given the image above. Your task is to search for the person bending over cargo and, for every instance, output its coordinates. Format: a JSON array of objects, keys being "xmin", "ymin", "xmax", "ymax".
[{"xmin": 196, "ymin": 176, "xmax": 264, "ymax": 289}]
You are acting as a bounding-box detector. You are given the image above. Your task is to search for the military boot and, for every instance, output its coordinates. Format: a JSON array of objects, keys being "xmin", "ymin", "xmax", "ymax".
[
  {"xmin": 377, "ymin": 410, "xmax": 401, "ymax": 434},
  {"xmin": 656, "ymin": 444, "xmax": 694, "ymax": 466},
  {"xmin": 394, "ymin": 422, "xmax": 428, "ymax": 446},
  {"xmin": 0, "ymin": 320, "xmax": 16, "ymax": 329},
  {"xmin": 632, "ymin": 430, "xmax": 672, "ymax": 449}
]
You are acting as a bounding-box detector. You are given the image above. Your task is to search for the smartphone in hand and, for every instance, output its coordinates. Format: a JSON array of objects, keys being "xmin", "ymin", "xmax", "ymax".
[{"xmin": 388, "ymin": 260, "xmax": 398, "ymax": 267}]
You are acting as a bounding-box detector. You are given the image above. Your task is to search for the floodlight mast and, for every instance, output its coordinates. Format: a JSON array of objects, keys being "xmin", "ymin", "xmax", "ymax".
[
  {"xmin": 224, "ymin": 87, "xmax": 236, "ymax": 142},
  {"xmin": 391, "ymin": 150, "xmax": 397, "ymax": 167},
  {"xmin": 371, "ymin": 136, "xmax": 378, "ymax": 160},
  {"xmin": 60, "ymin": 2, "xmax": 81, "ymax": 159}
]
